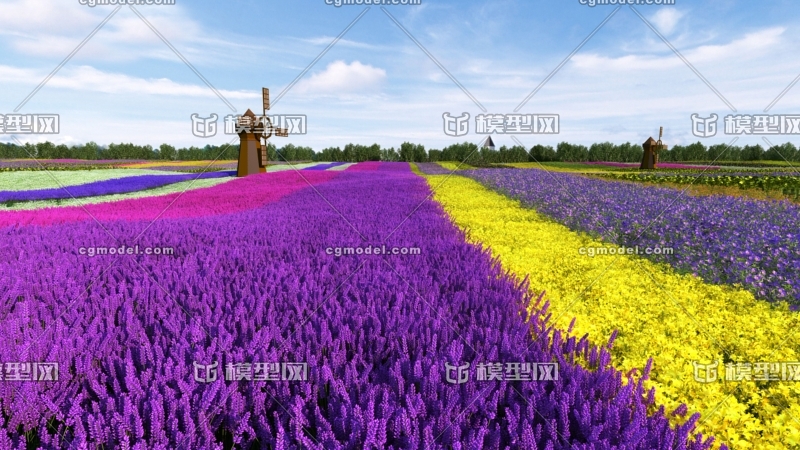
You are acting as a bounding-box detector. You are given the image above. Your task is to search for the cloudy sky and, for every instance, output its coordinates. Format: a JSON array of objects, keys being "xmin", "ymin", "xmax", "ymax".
[{"xmin": 1, "ymin": 0, "xmax": 799, "ymax": 151}]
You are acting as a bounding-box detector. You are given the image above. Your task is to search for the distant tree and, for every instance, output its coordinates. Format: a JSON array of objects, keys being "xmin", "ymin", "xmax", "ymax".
[
  {"xmin": 707, "ymin": 143, "xmax": 730, "ymax": 161},
  {"xmin": 556, "ymin": 142, "xmax": 589, "ymax": 162},
  {"xmin": 741, "ymin": 144, "xmax": 765, "ymax": 161},
  {"xmin": 614, "ymin": 142, "xmax": 641, "ymax": 162},
  {"xmin": 441, "ymin": 142, "xmax": 479, "ymax": 163},
  {"xmin": 399, "ymin": 142, "xmax": 426, "ymax": 162},
  {"xmin": 685, "ymin": 142, "xmax": 708, "ymax": 161},
  {"xmin": 3, "ymin": 138, "xmax": 794, "ymax": 163},
  {"xmin": 529, "ymin": 144, "xmax": 557, "ymax": 162},
  {"xmin": 35, "ymin": 142, "xmax": 56, "ymax": 159},
  {"xmin": 381, "ymin": 147, "xmax": 400, "ymax": 161},
  {"xmin": 588, "ymin": 142, "xmax": 614, "ymax": 161},
  {"xmin": 317, "ymin": 146, "xmax": 343, "ymax": 162},
  {"xmin": 159, "ymin": 144, "xmax": 176, "ymax": 160},
  {"xmin": 765, "ymin": 142, "xmax": 798, "ymax": 162},
  {"xmin": 496, "ymin": 145, "xmax": 528, "ymax": 163}
]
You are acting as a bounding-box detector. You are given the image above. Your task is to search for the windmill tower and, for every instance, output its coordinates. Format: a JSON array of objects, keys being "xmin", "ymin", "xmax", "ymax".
[
  {"xmin": 236, "ymin": 88, "xmax": 289, "ymax": 177},
  {"xmin": 640, "ymin": 127, "xmax": 667, "ymax": 170}
]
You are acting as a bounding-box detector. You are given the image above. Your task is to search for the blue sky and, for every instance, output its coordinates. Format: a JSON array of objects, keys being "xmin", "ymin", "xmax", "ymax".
[{"xmin": 1, "ymin": 0, "xmax": 799, "ymax": 151}]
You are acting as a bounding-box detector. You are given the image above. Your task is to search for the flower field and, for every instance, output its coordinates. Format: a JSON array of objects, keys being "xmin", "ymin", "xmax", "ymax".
[
  {"xmin": 0, "ymin": 170, "xmax": 339, "ymax": 228},
  {"xmin": 0, "ymin": 171, "xmax": 235, "ymax": 203},
  {"xmin": 463, "ymin": 168, "xmax": 800, "ymax": 305},
  {"xmin": 118, "ymin": 160, "xmax": 237, "ymax": 170},
  {"xmin": 0, "ymin": 159, "xmax": 148, "ymax": 171},
  {"xmin": 0, "ymin": 169, "xmax": 186, "ymax": 192},
  {"xmin": 0, "ymin": 162, "xmax": 733, "ymax": 449},
  {"xmin": 415, "ymin": 165, "xmax": 800, "ymax": 449},
  {"xmin": 584, "ymin": 162, "xmax": 722, "ymax": 170},
  {"xmin": 0, "ymin": 178, "xmax": 233, "ymax": 212},
  {"xmin": 416, "ymin": 163, "xmax": 453, "ymax": 175},
  {"xmin": 499, "ymin": 162, "xmax": 621, "ymax": 173},
  {"xmin": 436, "ymin": 161, "xmax": 477, "ymax": 171},
  {"xmin": 0, "ymin": 164, "xmax": 347, "ymax": 212},
  {"xmin": 304, "ymin": 162, "xmax": 349, "ymax": 171},
  {"xmin": 3, "ymin": 160, "xmax": 798, "ymax": 448},
  {"xmin": 593, "ymin": 172, "xmax": 800, "ymax": 200}
]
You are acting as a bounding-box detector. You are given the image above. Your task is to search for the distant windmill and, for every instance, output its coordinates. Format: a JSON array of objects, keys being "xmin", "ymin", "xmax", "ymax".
[
  {"xmin": 640, "ymin": 127, "xmax": 667, "ymax": 170},
  {"xmin": 236, "ymin": 88, "xmax": 289, "ymax": 177}
]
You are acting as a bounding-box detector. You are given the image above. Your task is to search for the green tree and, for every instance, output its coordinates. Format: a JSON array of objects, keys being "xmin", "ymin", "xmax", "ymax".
[{"xmin": 159, "ymin": 144, "xmax": 176, "ymax": 160}]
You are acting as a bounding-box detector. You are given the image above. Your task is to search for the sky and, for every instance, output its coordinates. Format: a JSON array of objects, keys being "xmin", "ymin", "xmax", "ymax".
[{"xmin": 1, "ymin": 0, "xmax": 799, "ymax": 151}]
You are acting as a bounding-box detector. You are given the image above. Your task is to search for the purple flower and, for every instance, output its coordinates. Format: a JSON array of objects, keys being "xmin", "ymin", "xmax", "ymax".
[
  {"xmin": 465, "ymin": 168, "xmax": 799, "ymax": 305},
  {"xmin": 0, "ymin": 162, "xmax": 723, "ymax": 448}
]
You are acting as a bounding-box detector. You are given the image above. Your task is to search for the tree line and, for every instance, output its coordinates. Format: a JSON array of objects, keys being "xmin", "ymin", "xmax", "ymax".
[{"xmin": 1, "ymin": 140, "xmax": 798, "ymax": 163}]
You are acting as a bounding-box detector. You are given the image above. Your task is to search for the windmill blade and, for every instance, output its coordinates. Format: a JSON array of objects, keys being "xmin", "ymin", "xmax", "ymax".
[
  {"xmin": 275, "ymin": 128, "xmax": 289, "ymax": 137},
  {"xmin": 262, "ymin": 88, "xmax": 270, "ymax": 112}
]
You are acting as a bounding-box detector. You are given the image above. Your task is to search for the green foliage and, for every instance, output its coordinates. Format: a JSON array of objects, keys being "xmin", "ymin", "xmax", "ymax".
[
  {"xmin": 1, "ymin": 139, "xmax": 798, "ymax": 164},
  {"xmin": 556, "ymin": 142, "xmax": 589, "ymax": 162},
  {"xmin": 399, "ymin": 142, "xmax": 426, "ymax": 162},
  {"xmin": 315, "ymin": 143, "xmax": 381, "ymax": 162},
  {"xmin": 159, "ymin": 144, "xmax": 176, "ymax": 160},
  {"xmin": 660, "ymin": 142, "xmax": 800, "ymax": 163},
  {"xmin": 440, "ymin": 142, "xmax": 479, "ymax": 163},
  {"xmin": 529, "ymin": 144, "xmax": 557, "ymax": 162},
  {"xmin": 426, "ymin": 149, "xmax": 441, "ymax": 162},
  {"xmin": 276, "ymin": 143, "xmax": 315, "ymax": 162},
  {"xmin": 597, "ymin": 172, "xmax": 800, "ymax": 194}
]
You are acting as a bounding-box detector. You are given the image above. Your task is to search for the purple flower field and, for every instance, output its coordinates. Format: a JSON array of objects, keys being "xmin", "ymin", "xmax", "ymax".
[
  {"xmin": 0, "ymin": 171, "xmax": 236, "ymax": 203},
  {"xmin": 415, "ymin": 163, "xmax": 453, "ymax": 175},
  {"xmin": 464, "ymin": 168, "xmax": 800, "ymax": 305},
  {"xmin": 304, "ymin": 162, "xmax": 348, "ymax": 170},
  {"xmin": 0, "ymin": 163, "xmax": 719, "ymax": 448}
]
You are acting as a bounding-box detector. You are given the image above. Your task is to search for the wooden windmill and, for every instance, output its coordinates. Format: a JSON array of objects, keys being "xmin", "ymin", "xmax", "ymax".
[
  {"xmin": 236, "ymin": 88, "xmax": 289, "ymax": 177},
  {"xmin": 640, "ymin": 127, "xmax": 668, "ymax": 170}
]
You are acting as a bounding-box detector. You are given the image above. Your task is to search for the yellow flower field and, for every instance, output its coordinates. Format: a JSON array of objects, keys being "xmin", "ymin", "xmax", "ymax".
[
  {"xmin": 415, "ymin": 167, "xmax": 800, "ymax": 449},
  {"xmin": 435, "ymin": 161, "xmax": 477, "ymax": 170}
]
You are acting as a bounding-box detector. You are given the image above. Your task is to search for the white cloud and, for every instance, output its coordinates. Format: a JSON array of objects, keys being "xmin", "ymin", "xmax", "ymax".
[
  {"xmin": 0, "ymin": 65, "xmax": 259, "ymax": 99},
  {"xmin": 571, "ymin": 27, "xmax": 785, "ymax": 71},
  {"xmin": 0, "ymin": 0, "xmax": 99, "ymax": 34},
  {"xmin": 650, "ymin": 8, "xmax": 685, "ymax": 35},
  {"xmin": 0, "ymin": 0, "xmax": 248, "ymax": 65},
  {"xmin": 298, "ymin": 36, "xmax": 383, "ymax": 50},
  {"xmin": 689, "ymin": 27, "xmax": 784, "ymax": 62},
  {"xmin": 293, "ymin": 60, "xmax": 387, "ymax": 95}
]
